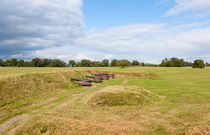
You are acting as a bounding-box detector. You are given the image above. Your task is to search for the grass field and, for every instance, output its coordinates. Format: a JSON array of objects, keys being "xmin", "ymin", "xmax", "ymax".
[{"xmin": 0, "ymin": 67, "xmax": 209, "ymax": 135}]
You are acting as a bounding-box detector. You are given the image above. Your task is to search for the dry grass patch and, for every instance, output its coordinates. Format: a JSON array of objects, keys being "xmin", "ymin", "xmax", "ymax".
[
  {"xmin": 185, "ymin": 122, "xmax": 210, "ymax": 135},
  {"xmin": 10, "ymin": 109, "xmax": 148, "ymax": 135},
  {"xmin": 0, "ymin": 71, "xmax": 83, "ymax": 107}
]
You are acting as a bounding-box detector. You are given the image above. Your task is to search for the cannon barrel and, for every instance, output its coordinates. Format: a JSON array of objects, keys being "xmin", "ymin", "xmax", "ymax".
[
  {"xmin": 78, "ymin": 81, "xmax": 92, "ymax": 86},
  {"xmin": 86, "ymin": 76, "xmax": 103, "ymax": 83},
  {"xmin": 94, "ymin": 74, "xmax": 109, "ymax": 80},
  {"xmin": 71, "ymin": 78, "xmax": 92, "ymax": 86},
  {"xmin": 71, "ymin": 78, "xmax": 93, "ymax": 82},
  {"xmin": 82, "ymin": 79, "xmax": 93, "ymax": 82},
  {"xmin": 102, "ymin": 73, "xmax": 115, "ymax": 78},
  {"xmin": 86, "ymin": 76, "xmax": 104, "ymax": 80},
  {"xmin": 71, "ymin": 78, "xmax": 81, "ymax": 81},
  {"xmin": 102, "ymin": 73, "xmax": 115, "ymax": 76}
]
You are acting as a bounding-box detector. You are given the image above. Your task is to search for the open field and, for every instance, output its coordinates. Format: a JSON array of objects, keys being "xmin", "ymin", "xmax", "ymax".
[
  {"xmin": 0, "ymin": 67, "xmax": 210, "ymax": 135},
  {"xmin": 0, "ymin": 67, "xmax": 77, "ymax": 78}
]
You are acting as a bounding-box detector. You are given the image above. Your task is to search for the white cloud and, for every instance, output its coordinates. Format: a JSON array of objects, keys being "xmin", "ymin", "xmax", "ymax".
[
  {"xmin": 0, "ymin": 0, "xmax": 84, "ymax": 57},
  {"xmin": 11, "ymin": 46, "xmax": 96, "ymax": 62},
  {"xmin": 8, "ymin": 21, "xmax": 210, "ymax": 63},
  {"xmin": 74, "ymin": 22, "xmax": 210, "ymax": 63},
  {"xmin": 166, "ymin": 0, "xmax": 210, "ymax": 16}
]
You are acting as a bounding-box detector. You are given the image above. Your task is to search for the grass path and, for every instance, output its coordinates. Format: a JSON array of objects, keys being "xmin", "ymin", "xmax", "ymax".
[{"xmin": 0, "ymin": 116, "xmax": 24, "ymax": 133}]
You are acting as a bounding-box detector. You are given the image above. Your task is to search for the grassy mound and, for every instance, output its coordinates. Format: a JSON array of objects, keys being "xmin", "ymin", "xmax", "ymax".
[
  {"xmin": 0, "ymin": 71, "xmax": 80, "ymax": 107},
  {"xmin": 88, "ymin": 91, "xmax": 144, "ymax": 106},
  {"xmin": 88, "ymin": 86, "xmax": 157, "ymax": 107}
]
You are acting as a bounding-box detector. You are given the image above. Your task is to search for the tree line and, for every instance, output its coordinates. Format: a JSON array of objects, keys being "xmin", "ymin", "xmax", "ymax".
[
  {"xmin": 0, "ymin": 58, "xmax": 144, "ymax": 68},
  {"xmin": 0, "ymin": 57, "xmax": 207, "ymax": 68},
  {"xmin": 160, "ymin": 57, "xmax": 206, "ymax": 68}
]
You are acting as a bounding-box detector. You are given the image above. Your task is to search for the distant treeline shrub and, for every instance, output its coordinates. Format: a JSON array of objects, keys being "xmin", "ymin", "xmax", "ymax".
[
  {"xmin": 192, "ymin": 60, "xmax": 205, "ymax": 68},
  {"xmin": 0, "ymin": 58, "xmax": 151, "ymax": 67},
  {"xmin": 0, "ymin": 57, "xmax": 207, "ymax": 68},
  {"xmin": 160, "ymin": 57, "xmax": 191, "ymax": 67},
  {"xmin": 160, "ymin": 57, "xmax": 207, "ymax": 68}
]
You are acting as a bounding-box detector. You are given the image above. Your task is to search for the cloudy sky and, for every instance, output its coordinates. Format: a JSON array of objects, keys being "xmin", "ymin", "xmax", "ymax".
[{"xmin": 0, "ymin": 0, "xmax": 210, "ymax": 63}]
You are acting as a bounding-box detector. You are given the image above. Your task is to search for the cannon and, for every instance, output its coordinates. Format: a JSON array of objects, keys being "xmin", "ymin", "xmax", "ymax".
[
  {"xmin": 102, "ymin": 73, "xmax": 115, "ymax": 78},
  {"xmin": 71, "ymin": 78, "xmax": 92, "ymax": 86},
  {"xmin": 95, "ymin": 74, "xmax": 109, "ymax": 80},
  {"xmin": 86, "ymin": 76, "xmax": 103, "ymax": 83},
  {"xmin": 71, "ymin": 78, "xmax": 93, "ymax": 82}
]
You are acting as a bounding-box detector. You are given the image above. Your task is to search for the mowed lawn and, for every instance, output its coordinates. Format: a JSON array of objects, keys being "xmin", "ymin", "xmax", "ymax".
[{"xmin": 0, "ymin": 67, "xmax": 210, "ymax": 135}]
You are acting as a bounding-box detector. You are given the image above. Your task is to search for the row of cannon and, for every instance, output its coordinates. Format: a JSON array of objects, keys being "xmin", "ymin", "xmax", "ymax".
[{"xmin": 71, "ymin": 73, "xmax": 115, "ymax": 86}]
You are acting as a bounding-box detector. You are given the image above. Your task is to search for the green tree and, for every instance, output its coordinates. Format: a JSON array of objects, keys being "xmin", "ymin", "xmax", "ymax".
[
  {"xmin": 160, "ymin": 58, "xmax": 172, "ymax": 67},
  {"xmin": 81, "ymin": 59, "xmax": 92, "ymax": 67},
  {"xmin": 0, "ymin": 58, "xmax": 5, "ymax": 67},
  {"xmin": 10, "ymin": 58, "xmax": 18, "ymax": 66},
  {"xmin": 160, "ymin": 57, "xmax": 185, "ymax": 67},
  {"xmin": 69, "ymin": 60, "xmax": 76, "ymax": 67},
  {"xmin": 131, "ymin": 60, "xmax": 140, "ymax": 66},
  {"xmin": 24, "ymin": 61, "xmax": 33, "ymax": 67},
  {"xmin": 116, "ymin": 60, "xmax": 130, "ymax": 68},
  {"xmin": 48, "ymin": 59, "xmax": 66, "ymax": 67},
  {"xmin": 101, "ymin": 59, "xmax": 109, "ymax": 67},
  {"xmin": 4, "ymin": 60, "xmax": 11, "ymax": 66},
  {"xmin": 171, "ymin": 57, "xmax": 184, "ymax": 67},
  {"xmin": 31, "ymin": 58, "xmax": 43, "ymax": 67},
  {"xmin": 42, "ymin": 58, "xmax": 53, "ymax": 67},
  {"xmin": 192, "ymin": 60, "xmax": 205, "ymax": 68},
  {"xmin": 76, "ymin": 62, "xmax": 82, "ymax": 67},
  {"xmin": 110, "ymin": 59, "xmax": 118, "ymax": 67},
  {"xmin": 184, "ymin": 62, "xmax": 193, "ymax": 67},
  {"xmin": 17, "ymin": 60, "xmax": 25, "ymax": 67},
  {"xmin": 92, "ymin": 61, "xmax": 101, "ymax": 67}
]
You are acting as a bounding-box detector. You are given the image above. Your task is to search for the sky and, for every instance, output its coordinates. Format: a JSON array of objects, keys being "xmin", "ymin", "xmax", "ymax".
[{"xmin": 0, "ymin": 0, "xmax": 210, "ymax": 63}]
